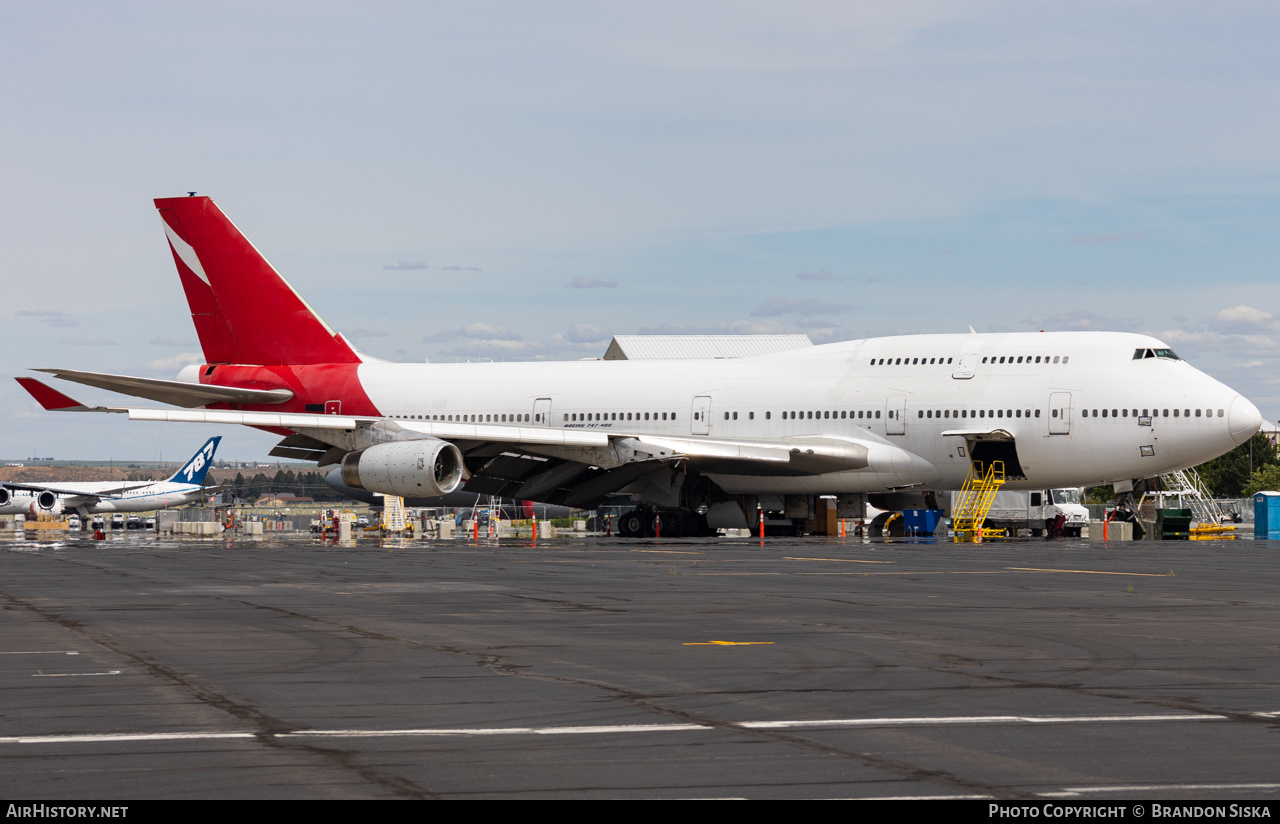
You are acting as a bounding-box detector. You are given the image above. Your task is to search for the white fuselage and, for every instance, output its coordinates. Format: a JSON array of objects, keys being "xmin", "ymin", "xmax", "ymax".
[
  {"xmin": 353, "ymin": 331, "xmax": 1259, "ymax": 493},
  {"xmin": 0, "ymin": 481, "xmax": 207, "ymax": 516}
]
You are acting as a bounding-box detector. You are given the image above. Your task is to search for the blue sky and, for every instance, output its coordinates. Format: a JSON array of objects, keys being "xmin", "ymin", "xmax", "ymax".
[{"xmin": 3, "ymin": 2, "xmax": 1279, "ymax": 462}]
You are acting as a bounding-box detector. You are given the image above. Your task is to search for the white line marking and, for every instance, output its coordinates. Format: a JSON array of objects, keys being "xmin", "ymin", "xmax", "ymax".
[
  {"xmin": 0, "ymin": 712, "xmax": 1233, "ymax": 746},
  {"xmin": 1042, "ymin": 783, "xmax": 1280, "ymax": 796},
  {"xmin": 2, "ymin": 732, "xmax": 254, "ymax": 744},
  {"xmin": 740, "ymin": 714, "xmax": 1222, "ymax": 729},
  {"xmin": 284, "ymin": 723, "xmax": 711, "ymax": 738},
  {"xmin": 0, "ymin": 651, "xmax": 79, "ymax": 655},
  {"xmin": 856, "ymin": 795, "xmax": 993, "ymax": 800}
]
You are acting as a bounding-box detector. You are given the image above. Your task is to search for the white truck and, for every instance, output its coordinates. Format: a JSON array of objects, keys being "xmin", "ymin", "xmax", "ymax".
[{"xmin": 981, "ymin": 488, "xmax": 1089, "ymax": 537}]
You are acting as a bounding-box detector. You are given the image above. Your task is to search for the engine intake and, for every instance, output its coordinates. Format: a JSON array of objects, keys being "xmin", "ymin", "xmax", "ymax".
[
  {"xmin": 340, "ymin": 438, "xmax": 465, "ymax": 498},
  {"xmin": 35, "ymin": 490, "xmax": 59, "ymax": 511},
  {"xmin": 0, "ymin": 487, "xmax": 9, "ymax": 507}
]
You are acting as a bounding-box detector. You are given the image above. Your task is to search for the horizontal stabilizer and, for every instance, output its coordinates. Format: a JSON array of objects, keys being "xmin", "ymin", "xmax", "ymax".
[
  {"xmin": 35, "ymin": 368, "xmax": 293, "ymax": 408},
  {"xmin": 14, "ymin": 377, "xmax": 115, "ymax": 412}
]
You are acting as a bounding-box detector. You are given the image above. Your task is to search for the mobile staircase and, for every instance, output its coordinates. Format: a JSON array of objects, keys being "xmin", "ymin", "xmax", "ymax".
[
  {"xmin": 1156, "ymin": 468, "xmax": 1235, "ymax": 539},
  {"xmin": 952, "ymin": 460, "xmax": 1007, "ymax": 543},
  {"xmin": 381, "ymin": 494, "xmax": 411, "ymax": 535}
]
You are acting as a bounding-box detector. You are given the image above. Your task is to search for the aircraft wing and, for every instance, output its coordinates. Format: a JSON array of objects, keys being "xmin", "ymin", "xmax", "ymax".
[
  {"xmin": 21, "ymin": 379, "xmax": 921, "ymax": 508},
  {"xmin": 31, "ymin": 369, "xmax": 293, "ymax": 408},
  {"xmin": 0, "ymin": 480, "xmax": 115, "ymax": 500}
]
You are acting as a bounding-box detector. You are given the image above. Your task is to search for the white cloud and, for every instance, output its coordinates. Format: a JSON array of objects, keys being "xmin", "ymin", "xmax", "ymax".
[
  {"xmin": 424, "ymin": 323, "xmax": 523, "ymax": 343},
  {"xmin": 148, "ymin": 352, "xmax": 203, "ymax": 371},
  {"xmin": 443, "ymin": 339, "xmax": 546, "ymax": 359},
  {"xmin": 565, "ymin": 323, "xmax": 611, "ymax": 343},
  {"xmin": 1022, "ymin": 311, "xmax": 1132, "ymax": 332},
  {"xmin": 1213, "ymin": 305, "xmax": 1274, "ymax": 329}
]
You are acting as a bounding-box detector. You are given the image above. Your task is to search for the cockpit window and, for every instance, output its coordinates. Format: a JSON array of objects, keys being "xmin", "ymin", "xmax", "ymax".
[{"xmin": 1133, "ymin": 348, "xmax": 1182, "ymax": 361}]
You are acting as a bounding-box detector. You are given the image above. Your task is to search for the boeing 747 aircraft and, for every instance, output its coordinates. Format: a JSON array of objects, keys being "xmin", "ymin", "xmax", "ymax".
[
  {"xmin": 0, "ymin": 434, "xmax": 220, "ymax": 518},
  {"xmin": 17, "ymin": 195, "xmax": 1262, "ymax": 536}
]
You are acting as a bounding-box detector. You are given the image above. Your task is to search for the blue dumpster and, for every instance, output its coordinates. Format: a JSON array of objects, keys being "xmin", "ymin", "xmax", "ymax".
[{"xmin": 902, "ymin": 509, "xmax": 944, "ymax": 537}]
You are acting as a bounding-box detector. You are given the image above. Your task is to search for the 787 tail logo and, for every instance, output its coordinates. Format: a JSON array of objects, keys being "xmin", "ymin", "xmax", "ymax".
[{"xmin": 179, "ymin": 439, "xmax": 219, "ymax": 483}]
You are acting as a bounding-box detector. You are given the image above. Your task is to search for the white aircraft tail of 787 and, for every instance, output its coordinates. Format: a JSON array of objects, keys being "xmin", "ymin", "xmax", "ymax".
[
  {"xmin": 17, "ymin": 195, "xmax": 1263, "ymax": 536},
  {"xmin": 0, "ymin": 432, "xmax": 220, "ymax": 518}
]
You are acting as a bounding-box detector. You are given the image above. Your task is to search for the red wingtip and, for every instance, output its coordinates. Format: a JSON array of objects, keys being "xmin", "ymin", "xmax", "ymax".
[{"xmin": 15, "ymin": 377, "xmax": 85, "ymax": 410}]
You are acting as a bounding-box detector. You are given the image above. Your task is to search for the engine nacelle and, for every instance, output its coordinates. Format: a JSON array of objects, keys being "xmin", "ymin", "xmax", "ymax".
[
  {"xmin": 340, "ymin": 438, "xmax": 465, "ymax": 498},
  {"xmin": 0, "ymin": 487, "xmax": 9, "ymax": 507},
  {"xmin": 26, "ymin": 490, "xmax": 63, "ymax": 517}
]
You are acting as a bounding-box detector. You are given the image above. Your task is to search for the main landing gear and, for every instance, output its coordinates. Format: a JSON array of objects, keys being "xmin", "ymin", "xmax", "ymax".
[{"xmin": 617, "ymin": 506, "xmax": 710, "ymax": 538}]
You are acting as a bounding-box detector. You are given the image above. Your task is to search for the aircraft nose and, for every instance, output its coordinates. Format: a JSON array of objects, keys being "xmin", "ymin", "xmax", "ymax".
[{"xmin": 1228, "ymin": 394, "xmax": 1262, "ymax": 445}]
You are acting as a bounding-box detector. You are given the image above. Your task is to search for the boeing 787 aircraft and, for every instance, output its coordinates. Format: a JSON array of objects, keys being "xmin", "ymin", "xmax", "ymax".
[
  {"xmin": 17, "ymin": 195, "xmax": 1262, "ymax": 536},
  {"xmin": 0, "ymin": 435, "xmax": 220, "ymax": 518}
]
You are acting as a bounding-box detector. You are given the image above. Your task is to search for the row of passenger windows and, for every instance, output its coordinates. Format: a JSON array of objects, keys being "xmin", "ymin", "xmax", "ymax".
[
  {"xmin": 566, "ymin": 412, "xmax": 675, "ymax": 422},
  {"xmin": 705, "ymin": 410, "xmax": 885, "ymax": 421},
  {"xmin": 1080, "ymin": 408, "xmax": 1224, "ymax": 419},
  {"xmin": 392, "ymin": 413, "xmax": 531, "ymax": 422},
  {"xmin": 919, "ymin": 409, "xmax": 1039, "ymax": 419},
  {"xmin": 866, "ymin": 354, "xmax": 1072, "ymax": 366},
  {"xmin": 870, "ymin": 357, "xmax": 954, "ymax": 365},
  {"xmin": 982, "ymin": 355, "xmax": 1068, "ymax": 364},
  {"xmin": 389, "ymin": 405, "xmax": 1225, "ymax": 426}
]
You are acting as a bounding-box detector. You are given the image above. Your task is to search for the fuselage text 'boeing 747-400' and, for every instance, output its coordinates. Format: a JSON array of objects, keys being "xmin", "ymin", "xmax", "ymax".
[
  {"xmin": 17, "ymin": 195, "xmax": 1262, "ymax": 536},
  {"xmin": 0, "ymin": 434, "xmax": 220, "ymax": 519}
]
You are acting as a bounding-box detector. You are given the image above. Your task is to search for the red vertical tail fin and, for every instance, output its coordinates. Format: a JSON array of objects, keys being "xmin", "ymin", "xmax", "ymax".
[{"xmin": 155, "ymin": 196, "xmax": 359, "ymax": 366}]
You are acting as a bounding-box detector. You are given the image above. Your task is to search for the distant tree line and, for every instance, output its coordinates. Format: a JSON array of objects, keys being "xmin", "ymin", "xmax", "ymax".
[{"xmin": 210, "ymin": 469, "xmax": 346, "ymax": 503}]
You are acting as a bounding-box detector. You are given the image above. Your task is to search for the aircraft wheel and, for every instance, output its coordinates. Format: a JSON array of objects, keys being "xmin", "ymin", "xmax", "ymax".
[
  {"xmin": 657, "ymin": 511, "xmax": 684, "ymax": 538},
  {"xmin": 619, "ymin": 509, "xmax": 650, "ymax": 538}
]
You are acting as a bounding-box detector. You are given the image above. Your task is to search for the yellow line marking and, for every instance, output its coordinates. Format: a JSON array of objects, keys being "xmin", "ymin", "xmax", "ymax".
[
  {"xmin": 683, "ymin": 641, "xmax": 775, "ymax": 646},
  {"xmin": 784, "ymin": 557, "xmax": 895, "ymax": 564},
  {"xmin": 1006, "ymin": 567, "xmax": 1170, "ymax": 577}
]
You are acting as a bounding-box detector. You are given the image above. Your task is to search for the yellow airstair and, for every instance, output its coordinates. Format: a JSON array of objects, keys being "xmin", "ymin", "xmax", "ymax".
[
  {"xmin": 952, "ymin": 460, "xmax": 1006, "ymax": 543},
  {"xmin": 380, "ymin": 495, "xmax": 413, "ymax": 535}
]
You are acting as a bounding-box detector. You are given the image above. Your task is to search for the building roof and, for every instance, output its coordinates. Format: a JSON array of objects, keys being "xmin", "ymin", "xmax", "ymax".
[{"xmin": 602, "ymin": 335, "xmax": 813, "ymax": 361}]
